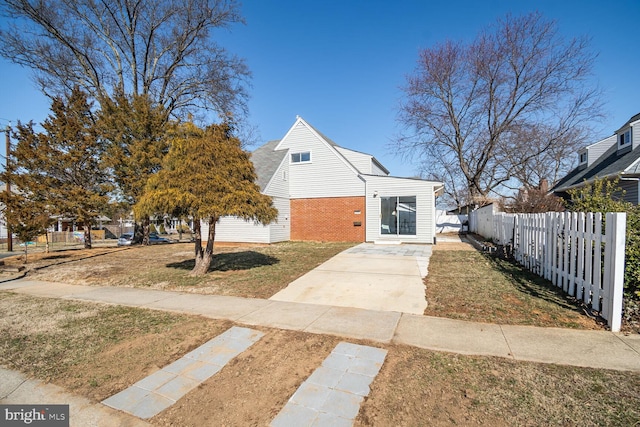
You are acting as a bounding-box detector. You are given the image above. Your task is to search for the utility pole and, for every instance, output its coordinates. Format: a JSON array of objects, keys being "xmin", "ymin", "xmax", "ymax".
[{"xmin": 5, "ymin": 125, "xmax": 12, "ymax": 251}]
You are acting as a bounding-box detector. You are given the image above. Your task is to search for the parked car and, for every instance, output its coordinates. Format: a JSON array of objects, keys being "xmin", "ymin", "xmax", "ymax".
[
  {"xmin": 149, "ymin": 233, "xmax": 171, "ymax": 244},
  {"xmin": 117, "ymin": 233, "xmax": 134, "ymax": 246}
]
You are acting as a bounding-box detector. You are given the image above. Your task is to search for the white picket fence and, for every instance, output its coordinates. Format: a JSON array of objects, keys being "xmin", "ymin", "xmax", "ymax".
[{"xmin": 475, "ymin": 211, "xmax": 626, "ymax": 332}]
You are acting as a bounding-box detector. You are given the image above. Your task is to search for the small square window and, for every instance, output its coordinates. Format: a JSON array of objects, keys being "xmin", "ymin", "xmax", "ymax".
[
  {"xmin": 619, "ymin": 129, "xmax": 632, "ymax": 147},
  {"xmin": 291, "ymin": 151, "xmax": 311, "ymax": 163}
]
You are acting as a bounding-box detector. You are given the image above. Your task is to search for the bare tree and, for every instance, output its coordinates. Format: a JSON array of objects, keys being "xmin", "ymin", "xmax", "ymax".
[
  {"xmin": 0, "ymin": 0, "xmax": 249, "ymax": 119},
  {"xmin": 397, "ymin": 12, "xmax": 603, "ymax": 205}
]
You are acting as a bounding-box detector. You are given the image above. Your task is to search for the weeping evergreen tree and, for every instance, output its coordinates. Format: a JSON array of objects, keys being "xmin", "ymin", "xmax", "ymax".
[{"xmin": 136, "ymin": 121, "xmax": 277, "ymax": 275}]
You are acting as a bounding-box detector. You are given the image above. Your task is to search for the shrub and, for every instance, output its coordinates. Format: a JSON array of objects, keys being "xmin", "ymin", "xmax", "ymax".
[
  {"xmin": 149, "ymin": 223, "xmax": 157, "ymax": 234},
  {"xmin": 568, "ymin": 178, "xmax": 640, "ymax": 302},
  {"xmin": 158, "ymin": 224, "xmax": 166, "ymax": 234}
]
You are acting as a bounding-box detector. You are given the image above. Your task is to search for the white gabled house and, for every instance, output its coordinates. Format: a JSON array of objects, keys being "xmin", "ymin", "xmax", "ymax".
[{"xmin": 202, "ymin": 116, "xmax": 443, "ymax": 244}]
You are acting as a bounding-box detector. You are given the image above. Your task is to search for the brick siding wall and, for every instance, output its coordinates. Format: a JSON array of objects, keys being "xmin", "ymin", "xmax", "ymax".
[{"xmin": 291, "ymin": 197, "xmax": 365, "ymax": 242}]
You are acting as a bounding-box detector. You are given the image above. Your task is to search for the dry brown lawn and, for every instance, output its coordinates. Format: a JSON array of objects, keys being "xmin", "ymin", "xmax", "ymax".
[{"xmin": 0, "ymin": 293, "xmax": 638, "ymax": 426}]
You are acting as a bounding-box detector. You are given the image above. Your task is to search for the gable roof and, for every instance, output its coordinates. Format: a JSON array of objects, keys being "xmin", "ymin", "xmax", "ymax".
[
  {"xmin": 553, "ymin": 141, "xmax": 640, "ymax": 192},
  {"xmin": 250, "ymin": 139, "xmax": 288, "ymax": 191},
  {"xmin": 251, "ymin": 116, "xmax": 398, "ymax": 190}
]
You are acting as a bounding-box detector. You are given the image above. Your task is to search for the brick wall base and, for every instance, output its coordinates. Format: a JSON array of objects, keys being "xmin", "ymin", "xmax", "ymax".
[{"xmin": 291, "ymin": 197, "xmax": 365, "ymax": 242}]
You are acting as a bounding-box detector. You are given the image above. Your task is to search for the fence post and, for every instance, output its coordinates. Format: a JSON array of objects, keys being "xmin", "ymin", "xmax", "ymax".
[{"xmin": 602, "ymin": 212, "xmax": 626, "ymax": 332}]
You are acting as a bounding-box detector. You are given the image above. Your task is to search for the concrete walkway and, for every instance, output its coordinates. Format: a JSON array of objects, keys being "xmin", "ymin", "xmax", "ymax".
[
  {"xmin": 0, "ymin": 367, "xmax": 149, "ymax": 427},
  {"xmin": 1, "ymin": 279, "xmax": 639, "ymax": 372},
  {"xmin": 272, "ymin": 342, "xmax": 387, "ymax": 426},
  {"xmin": 1, "ymin": 278, "xmax": 639, "ymax": 425},
  {"xmin": 270, "ymin": 243, "xmax": 431, "ymax": 314},
  {"xmin": 102, "ymin": 326, "xmax": 264, "ymax": 419}
]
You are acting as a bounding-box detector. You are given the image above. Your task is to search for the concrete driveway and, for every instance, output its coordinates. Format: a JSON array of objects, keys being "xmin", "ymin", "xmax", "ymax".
[{"xmin": 270, "ymin": 243, "xmax": 432, "ymax": 314}]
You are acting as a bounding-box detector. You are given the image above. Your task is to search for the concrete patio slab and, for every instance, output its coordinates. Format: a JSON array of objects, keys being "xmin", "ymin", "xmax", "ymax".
[
  {"xmin": 502, "ymin": 325, "xmax": 640, "ymax": 371},
  {"xmin": 144, "ymin": 293, "xmax": 270, "ymax": 320},
  {"xmin": 394, "ymin": 314, "xmax": 512, "ymax": 358},
  {"xmin": 270, "ymin": 244, "xmax": 430, "ymax": 315},
  {"xmin": 238, "ymin": 300, "xmax": 332, "ymax": 330},
  {"xmin": 306, "ymin": 306, "xmax": 401, "ymax": 342},
  {"xmin": 314, "ymin": 253, "xmax": 422, "ymax": 275},
  {"xmin": 271, "ymin": 270, "xmax": 426, "ymax": 314}
]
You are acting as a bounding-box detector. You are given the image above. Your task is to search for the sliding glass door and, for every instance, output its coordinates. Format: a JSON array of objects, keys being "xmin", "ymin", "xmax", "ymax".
[{"xmin": 380, "ymin": 196, "xmax": 416, "ymax": 236}]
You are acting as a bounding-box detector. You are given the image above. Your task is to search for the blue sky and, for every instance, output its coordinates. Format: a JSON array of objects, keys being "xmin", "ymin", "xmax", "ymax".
[{"xmin": 0, "ymin": 0, "xmax": 639, "ymax": 177}]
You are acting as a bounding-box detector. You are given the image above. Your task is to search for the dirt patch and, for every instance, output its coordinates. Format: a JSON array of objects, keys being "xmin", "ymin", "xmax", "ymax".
[
  {"xmin": 433, "ymin": 241, "xmax": 476, "ymax": 251},
  {"xmin": 152, "ymin": 329, "xmax": 342, "ymax": 426}
]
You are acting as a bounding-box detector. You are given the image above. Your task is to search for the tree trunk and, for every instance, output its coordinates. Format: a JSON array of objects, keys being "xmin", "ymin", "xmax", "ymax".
[
  {"xmin": 83, "ymin": 222, "xmax": 92, "ymax": 249},
  {"xmin": 142, "ymin": 217, "xmax": 150, "ymax": 245},
  {"xmin": 191, "ymin": 216, "xmax": 216, "ymax": 276}
]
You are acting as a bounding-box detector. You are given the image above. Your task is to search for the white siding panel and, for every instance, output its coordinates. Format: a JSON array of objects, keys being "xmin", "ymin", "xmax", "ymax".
[
  {"xmin": 264, "ymin": 157, "xmax": 289, "ymax": 198},
  {"xmin": 202, "ymin": 217, "xmax": 271, "ymax": 243},
  {"xmin": 364, "ymin": 175, "xmax": 438, "ymax": 244},
  {"xmin": 269, "ymin": 197, "xmax": 290, "ymax": 242},
  {"xmin": 335, "ymin": 147, "xmax": 372, "ymax": 174},
  {"xmin": 278, "ymin": 122, "xmax": 364, "ymax": 198},
  {"xmin": 371, "ymin": 161, "xmax": 388, "ymax": 176}
]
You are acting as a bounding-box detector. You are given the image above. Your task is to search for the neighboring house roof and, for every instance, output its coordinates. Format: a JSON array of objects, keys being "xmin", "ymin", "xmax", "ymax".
[
  {"xmin": 250, "ymin": 139, "xmax": 288, "ymax": 191},
  {"xmin": 553, "ymin": 138, "xmax": 640, "ymax": 192},
  {"xmin": 615, "ymin": 112, "xmax": 640, "ymax": 133}
]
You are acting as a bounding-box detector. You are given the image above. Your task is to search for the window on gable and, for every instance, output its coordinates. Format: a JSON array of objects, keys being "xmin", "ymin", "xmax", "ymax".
[
  {"xmin": 291, "ymin": 151, "xmax": 311, "ymax": 163},
  {"xmin": 619, "ymin": 129, "xmax": 632, "ymax": 148},
  {"xmin": 579, "ymin": 152, "xmax": 587, "ymax": 164}
]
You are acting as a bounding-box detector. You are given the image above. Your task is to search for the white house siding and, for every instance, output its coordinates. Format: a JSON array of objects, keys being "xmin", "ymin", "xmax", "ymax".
[
  {"xmin": 276, "ymin": 120, "xmax": 364, "ymax": 199},
  {"xmin": 633, "ymin": 121, "xmax": 640, "ymax": 151},
  {"xmin": 202, "ymin": 217, "xmax": 271, "ymax": 243},
  {"xmin": 335, "ymin": 147, "xmax": 373, "ymax": 174},
  {"xmin": 371, "ymin": 161, "xmax": 388, "ymax": 176},
  {"xmin": 364, "ymin": 175, "xmax": 439, "ymax": 244},
  {"xmin": 269, "ymin": 197, "xmax": 290, "ymax": 242}
]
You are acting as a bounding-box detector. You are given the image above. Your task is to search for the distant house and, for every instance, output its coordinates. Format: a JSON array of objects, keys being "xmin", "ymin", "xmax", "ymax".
[
  {"xmin": 553, "ymin": 112, "xmax": 640, "ymax": 204},
  {"xmin": 203, "ymin": 116, "xmax": 443, "ymax": 244}
]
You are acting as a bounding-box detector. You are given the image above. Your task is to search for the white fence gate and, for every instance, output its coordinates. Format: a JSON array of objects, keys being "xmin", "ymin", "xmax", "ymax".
[{"xmin": 471, "ymin": 210, "xmax": 627, "ymax": 332}]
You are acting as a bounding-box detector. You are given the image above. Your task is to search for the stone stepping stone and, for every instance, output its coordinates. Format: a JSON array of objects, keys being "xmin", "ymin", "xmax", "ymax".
[
  {"xmin": 271, "ymin": 342, "xmax": 387, "ymax": 427},
  {"xmin": 102, "ymin": 326, "xmax": 264, "ymax": 419}
]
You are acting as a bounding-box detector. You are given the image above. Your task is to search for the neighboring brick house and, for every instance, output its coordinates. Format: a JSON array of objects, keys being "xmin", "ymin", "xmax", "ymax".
[
  {"xmin": 553, "ymin": 112, "xmax": 640, "ymax": 203},
  {"xmin": 202, "ymin": 116, "xmax": 443, "ymax": 243}
]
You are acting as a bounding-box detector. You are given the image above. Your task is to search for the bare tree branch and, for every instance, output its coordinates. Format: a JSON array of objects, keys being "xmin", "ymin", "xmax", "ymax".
[
  {"xmin": 396, "ymin": 12, "xmax": 604, "ymax": 206},
  {"xmin": 0, "ymin": 0, "xmax": 249, "ymax": 120}
]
